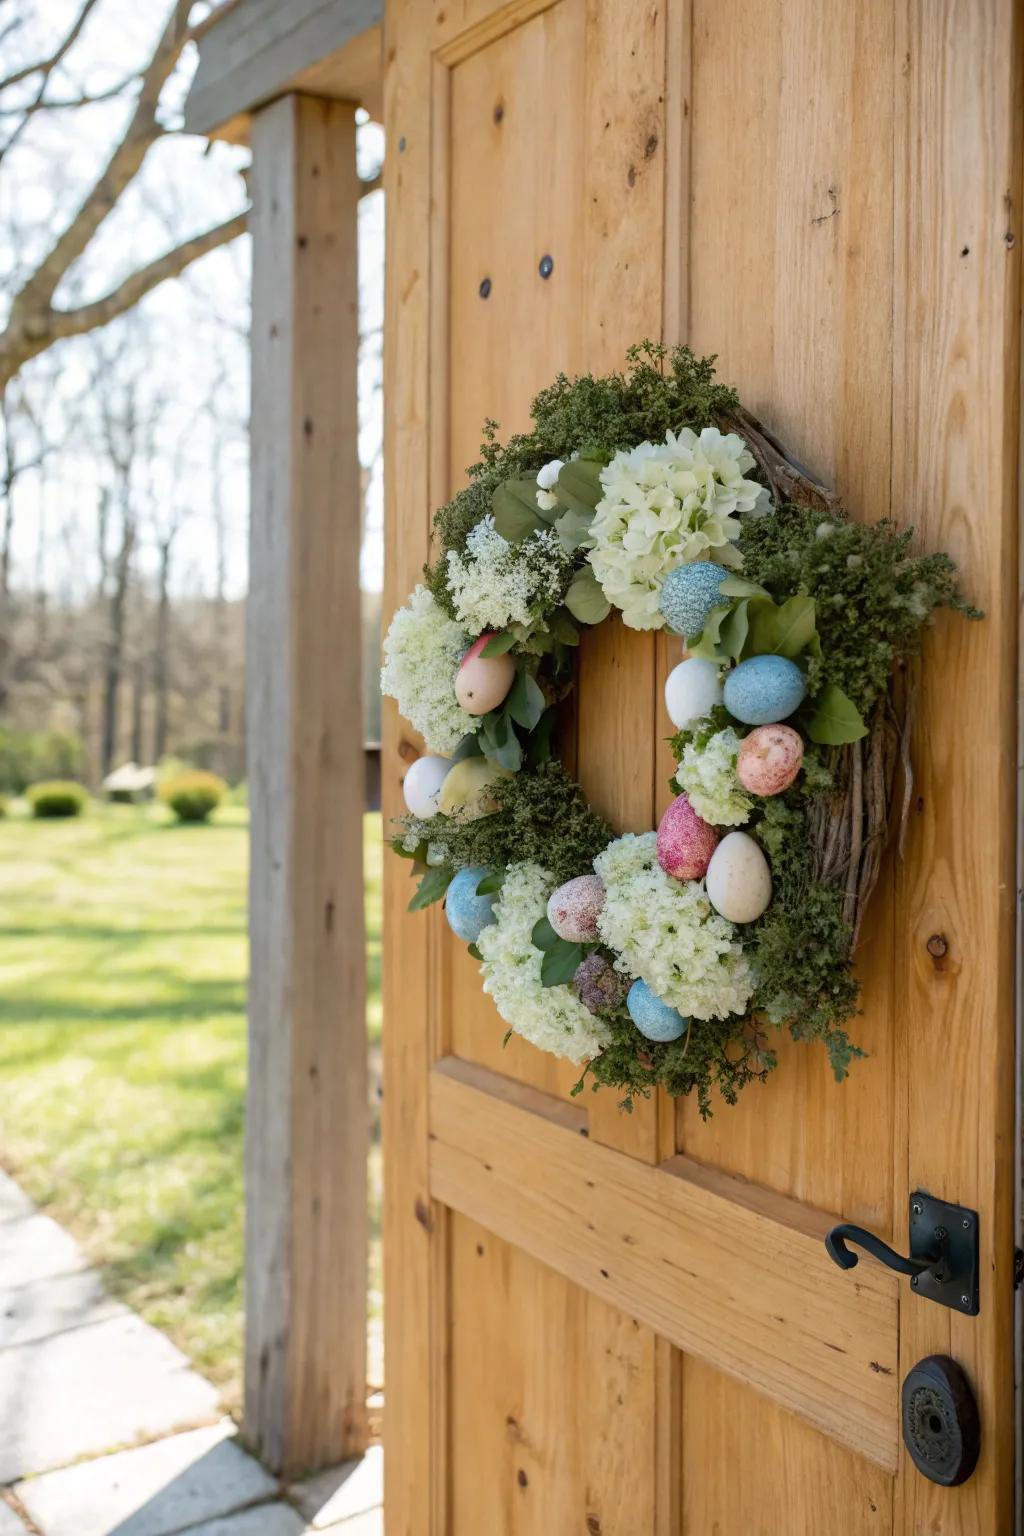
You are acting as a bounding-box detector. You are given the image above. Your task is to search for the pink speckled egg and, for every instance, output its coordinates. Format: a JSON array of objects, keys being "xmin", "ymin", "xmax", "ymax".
[
  {"xmin": 547, "ymin": 874, "xmax": 606, "ymax": 942},
  {"xmin": 656, "ymin": 795, "xmax": 720, "ymax": 882},
  {"xmin": 736, "ymin": 724, "xmax": 805, "ymax": 796},
  {"xmin": 454, "ymin": 634, "xmax": 515, "ymax": 716}
]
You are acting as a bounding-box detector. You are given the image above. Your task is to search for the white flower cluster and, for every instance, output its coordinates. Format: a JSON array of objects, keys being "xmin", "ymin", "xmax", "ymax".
[
  {"xmin": 477, "ymin": 861, "xmax": 612, "ymax": 1062},
  {"xmin": 380, "ymin": 585, "xmax": 478, "ymax": 755},
  {"xmin": 588, "ymin": 428, "xmax": 762, "ymax": 630},
  {"xmin": 594, "ymin": 832, "xmax": 754, "ymax": 1020},
  {"xmin": 445, "ymin": 517, "xmax": 571, "ymax": 635},
  {"xmin": 677, "ymin": 728, "xmax": 753, "ymax": 827}
]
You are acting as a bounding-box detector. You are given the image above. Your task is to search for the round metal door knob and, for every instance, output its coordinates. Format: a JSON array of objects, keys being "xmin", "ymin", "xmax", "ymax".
[{"xmin": 901, "ymin": 1355, "xmax": 980, "ymax": 1486}]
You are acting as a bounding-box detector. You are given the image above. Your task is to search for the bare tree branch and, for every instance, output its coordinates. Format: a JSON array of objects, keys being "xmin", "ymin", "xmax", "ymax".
[{"xmin": 0, "ymin": 0, "xmax": 101, "ymax": 93}]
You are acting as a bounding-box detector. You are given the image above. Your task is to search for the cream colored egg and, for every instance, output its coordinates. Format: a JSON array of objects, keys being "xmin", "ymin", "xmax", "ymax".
[
  {"xmin": 664, "ymin": 657, "xmax": 723, "ymax": 730},
  {"xmin": 705, "ymin": 830, "xmax": 772, "ymax": 924},
  {"xmin": 454, "ymin": 635, "xmax": 516, "ymax": 716},
  {"xmin": 402, "ymin": 754, "xmax": 452, "ymax": 817},
  {"xmin": 438, "ymin": 757, "xmax": 512, "ymax": 821}
]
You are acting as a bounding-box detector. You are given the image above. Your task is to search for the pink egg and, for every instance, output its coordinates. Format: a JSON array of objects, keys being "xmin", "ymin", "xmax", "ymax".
[
  {"xmin": 736, "ymin": 724, "xmax": 805, "ymax": 796},
  {"xmin": 454, "ymin": 634, "xmax": 516, "ymax": 715},
  {"xmin": 547, "ymin": 875, "xmax": 605, "ymax": 942},
  {"xmin": 656, "ymin": 795, "xmax": 720, "ymax": 881}
]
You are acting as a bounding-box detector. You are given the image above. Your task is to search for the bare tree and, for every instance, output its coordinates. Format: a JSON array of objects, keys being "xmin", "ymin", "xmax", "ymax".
[{"xmin": 0, "ymin": 1, "xmax": 247, "ymax": 390}]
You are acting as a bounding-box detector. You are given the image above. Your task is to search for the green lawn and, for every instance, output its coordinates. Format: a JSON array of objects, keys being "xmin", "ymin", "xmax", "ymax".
[{"xmin": 0, "ymin": 800, "xmax": 382, "ymax": 1413}]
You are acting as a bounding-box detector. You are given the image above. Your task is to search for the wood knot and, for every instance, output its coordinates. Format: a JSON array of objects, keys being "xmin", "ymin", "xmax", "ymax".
[
  {"xmin": 516, "ymin": 1468, "xmax": 528, "ymax": 1489},
  {"xmin": 413, "ymin": 1196, "xmax": 434, "ymax": 1234},
  {"xmin": 926, "ymin": 933, "xmax": 948, "ymax": 960},
  {"xmin": 587, "ymin": 1517, "xmax": 603, "ymax": 1535}
]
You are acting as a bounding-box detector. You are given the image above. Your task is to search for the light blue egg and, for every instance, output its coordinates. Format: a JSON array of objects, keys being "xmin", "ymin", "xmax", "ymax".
[
  {"xmin": 723, "ymin": 654, "xmax": 807, "ymax": 725},
  {"xmin": 659, "ymin": 561, "xmax": 729, "ymax": 637},
  {"xmin": 626, "ymin": 979, "xmax": 689, "ymax": 1043},
  {"xmin": 445, "ymin": 866, "xmax": 497, "ymax": 943}
]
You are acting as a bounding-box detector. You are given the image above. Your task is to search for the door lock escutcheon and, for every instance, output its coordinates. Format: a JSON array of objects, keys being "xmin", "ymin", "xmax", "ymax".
[{"xmin": 825, "ymin": 1192, "xmax": 979, "ymax": 1315}]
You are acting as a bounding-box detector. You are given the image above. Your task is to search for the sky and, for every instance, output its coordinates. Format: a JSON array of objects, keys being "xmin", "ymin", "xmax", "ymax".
[{"xmin": 0, "ymin": 0, "xmax": 385, "ymax": 602}]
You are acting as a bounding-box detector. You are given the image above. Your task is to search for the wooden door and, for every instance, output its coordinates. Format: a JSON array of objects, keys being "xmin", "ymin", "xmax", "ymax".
[{"xmin": 382, "ymin": 2, "xmax": 1021, "ymax": 1531}]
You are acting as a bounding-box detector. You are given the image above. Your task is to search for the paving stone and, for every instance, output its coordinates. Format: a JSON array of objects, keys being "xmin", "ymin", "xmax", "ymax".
[
  {"xmin": 0, "ymin": 1312, "xmax": 220, "ymax": 1482},
  {"xmin": 180, "ymin": 1504, "xmax": 305, "ymax": 1536},
  {"xmin": 318, "ymin": 1508, "xmax": 382, "ymax": 1536},
  {"xmin": 0, "ymin": 1172, "xmax": 33, "ymax": 1224},
  {"xmin": 16, "ymin": 1420, "xmax": 276, "ymax": 1536},
  {"xmin": 0, "ymin": 1212, "xmax": 86, "ymax": 1288},
  {"xmin": 0, "ymin": 1267, "xmax": 125, "ymax": 1349},
  {"xmin": 0, "ymin": 1500, "xmax": 29, "ymax": 1535},
  {"xmin": 288, "ymin": 1447, "xmax": 383, "ymax": 1530}
]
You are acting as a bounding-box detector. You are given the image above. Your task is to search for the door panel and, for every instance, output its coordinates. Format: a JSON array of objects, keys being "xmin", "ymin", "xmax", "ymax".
[{"xmin": 382, "ymin": 0, "xmax": 1020, "ymax": 1531}]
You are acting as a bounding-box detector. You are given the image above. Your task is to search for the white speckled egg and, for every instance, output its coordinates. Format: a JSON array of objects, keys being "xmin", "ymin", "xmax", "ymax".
[
  {"xmin": 705, "ymin": 831, "xmax": 772, "ymax": 924},
  {"xmin": 402, "ymin": 754, "xmax": 452, "ymax": 817},
  {"xmin": 438, "ymin": 757, "xmax": 512, "ymax": 821},
  {"xmin": 664, "ymin": 657, "xmax": 723, "ymax": 730},
  {"xmin": 547, "ymin": 874, "xmax": 605, "ymax": 942},
  {"xmin": 454, "ymin": 634, "xmax": 515, "ymax": 715}
]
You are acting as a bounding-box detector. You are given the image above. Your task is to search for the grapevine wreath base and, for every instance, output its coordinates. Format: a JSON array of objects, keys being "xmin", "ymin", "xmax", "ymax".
[{"xmin": 382, "ymin": 346, "xmax": 975, "ymax": 1116}]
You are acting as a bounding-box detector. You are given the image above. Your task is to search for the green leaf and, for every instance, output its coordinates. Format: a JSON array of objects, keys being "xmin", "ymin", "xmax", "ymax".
[
  {"xmin": 548, "ymin": 608, "xmax": 581, "ymax": 646},
  {"xmin": 564, "ymin": 564, "xmax": 611, "ymax": 624},
  {"xmin": 553, "ymin": 506, "xmax": 596, "ymax": 553},
  {"xmin": 805, "ymin": 682, "xmax": 868, "ymax": 745},
  {"xmin": 481, "ymin": 630, "xmax": 517, "ymax": 657},
  {"xmin": 506, "ymin": 669, "xmax": 546, "ymax": 731},
  {"xmin": 718, "ymin": 574, "xmax": 771, "ymax": 599},
  {"xmin": 531, "ymin": 915, "xmax": 560, "ymax": 951},
  {"xmin": 491, "ymin": 477, "xmax": 546, "ymax": 541},
  {"xmin": 408, "ymin": 864, "xmax": 453, "ymax": 912},
  {"xmin": 481, "ymin": 710, "xmax": 523, "ymax": 772},
  {"xmin": 475, "ymin": 870, "xmax": 504, "ymax": 895},
  {"xmin": 717, "ymin": 599, "xmax": 750, "ymax": 661},
  {"xmin": 745, "ymin": 595, "xmax": 817, "ymax": 660},
  {"xmin": 467, "ymin": 942, "xmax": 483, "ymax": 961},
  {"xmin": 390, "ymin": 835, "xmax": 428, "ymax": 862},
  {"xmin": 526, "ymin": 706, "xmax": 559, "ymax": 767},
  {"xmin": 540, "ymin": 939, "xmax": 586, "ymax": 987},
  {"xmin": 451, "ymin": 732, "xmax": 484, "ymax": 763},
  {"xmin": 687, "ymin": 602, "xmax": 732, "ymax": 660},
  {"xmin": 555, "ymin": 457, "xmax": 604, "ymax": 515}
]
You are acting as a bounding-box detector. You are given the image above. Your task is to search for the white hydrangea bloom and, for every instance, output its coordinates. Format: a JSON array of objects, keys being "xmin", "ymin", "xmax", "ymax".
[
  {"xmin": 676, "ymin": 728, "xmax": 753, "ymax": 827},
  {"xmin": 595, "ymin": 832, "xmax": 754, "ymax": 1020},
  {"xmin": 587, "ymin": 428, "xmax": 762, "ymax": 630},
  {"xmin": 535, "ymin": 458, "xmax": 564, "ymax": 511},
  {"xmin": 380, "ymin": 585, "xmax": 479, "ymax": 755},
  {"xmin": 477, "ymin": 861, "xmax": 612, "ymax": 1062},
  {"xmin": 445, "ymin": 516, "xmax": 571, "ymax": 634}
]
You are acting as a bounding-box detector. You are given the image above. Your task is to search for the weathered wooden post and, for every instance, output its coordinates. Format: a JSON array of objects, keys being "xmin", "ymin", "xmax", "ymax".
[{"xmin": 246, "ymin": 91, "xmax": 368, "ymax": 1476}]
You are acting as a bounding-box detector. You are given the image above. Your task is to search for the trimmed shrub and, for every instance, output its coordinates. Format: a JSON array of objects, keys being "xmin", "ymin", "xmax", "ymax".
[
  {"xmin": 28, "ymin": 780, "xmax": 88, "ymax": 819},
  {"xmin": 159, "ymin": 770, "xmax": 227, "ymax": 824}
]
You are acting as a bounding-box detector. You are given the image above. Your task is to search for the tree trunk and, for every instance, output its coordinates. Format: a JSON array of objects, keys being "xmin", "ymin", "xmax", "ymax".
[
  {"xmin": 153, "ymin": 536, "xmax": 172, "ymax": 762},
  {"xmin": 101, "ymin": 516, "xmax": 134, "ymax": 777}
]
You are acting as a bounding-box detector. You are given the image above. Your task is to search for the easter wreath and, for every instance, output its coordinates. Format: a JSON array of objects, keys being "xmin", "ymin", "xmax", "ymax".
[{"xmin": 383, "ymin": 345, "xmax": 976, "ymax": 1116}]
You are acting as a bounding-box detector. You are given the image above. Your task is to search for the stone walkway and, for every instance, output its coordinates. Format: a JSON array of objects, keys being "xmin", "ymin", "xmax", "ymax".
[{"xmin": 0, "ymin": 1171, "xmax": 382, "ymax": 1536}]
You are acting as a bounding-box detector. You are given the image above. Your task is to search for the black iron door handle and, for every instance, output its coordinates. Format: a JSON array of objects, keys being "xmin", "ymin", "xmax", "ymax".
[
  {"xmin": 825, "ymin": 1223, "xmax": 938, "ymax": 1278},
  {"xmin": 824, "ymin": 1192, "xmax": 980, "ymax": 1316}
]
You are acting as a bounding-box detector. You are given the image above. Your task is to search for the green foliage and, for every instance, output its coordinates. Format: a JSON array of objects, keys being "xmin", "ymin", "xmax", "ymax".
[
  {"xmin": 159, "ymin": 770, "xmax": 226, "ymax": 824},
  {"xmin": 426, "ymin": 343, "xmax": 738, "ymax": 613},
  {"xmin": 28, "ymin": 780, "xmax": 88, "ymax": 818},
  {"xmin": 739, "ymin": 502, "xmax": 979, "ymax": 715},
  {"xmin": 0, "ymin": 729, "xmax": 83, "ymax": 794},
  {"xmin": 401, "ymin": 761, "xmax": 613, "ymax": 887}
]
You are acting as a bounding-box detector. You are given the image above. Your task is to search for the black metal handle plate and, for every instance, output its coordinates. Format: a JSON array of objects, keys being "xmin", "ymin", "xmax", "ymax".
[
  {"xmin": 902, "ymin": 1355, "xmax": 980, "ymax": 1485},
  {"xmin": 824, "ymin": 1192, "xmax": 979, "ymax": 1315}
]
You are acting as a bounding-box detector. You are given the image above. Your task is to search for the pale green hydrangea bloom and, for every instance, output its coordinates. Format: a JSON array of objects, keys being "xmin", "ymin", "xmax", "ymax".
[
  {"xmin": 588, "ymin": 428, "xmax": 761, "ymax": 630},
  {"xmin": 594, "ymin": 832, "xmax": 754, "ymax": 1020},
  {"xmin": 380, "ymin": 584, "xmax": 478, "ymax": 755},
  {"xmin": 676, "ymin": 728, "xmax": 753, "ymax": 827},
  {"xmin": 477, "ymin": 861, "xmax": 612, "ymax": 1062}
]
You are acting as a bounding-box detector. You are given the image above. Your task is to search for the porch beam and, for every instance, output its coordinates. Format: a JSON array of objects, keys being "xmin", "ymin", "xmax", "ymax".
[{"xmin": 246, "ymin": 91, "xmax": 368, "ymax": 1477}]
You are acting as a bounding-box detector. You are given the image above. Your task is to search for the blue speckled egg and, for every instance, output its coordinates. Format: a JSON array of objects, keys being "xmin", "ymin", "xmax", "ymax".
[
  {"xmin": 445, "ymin": 866, "xmax": 497, "ymax": 944},
  {"xmin": 659, "ymin": 561, "xmax": 729, "ymax": 637},
  {"xmin": 626, "ymin": 979, "xmax": 689, "ymax": 1043},
  {"xmin": 723, "ymin": 654, "xmax": 807, "ymax": 725}
]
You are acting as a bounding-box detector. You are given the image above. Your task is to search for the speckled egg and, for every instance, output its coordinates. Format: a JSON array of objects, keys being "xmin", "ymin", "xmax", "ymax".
[
  {"xmin": 658, "ymin": 561, "xmax": 729, "ymax": 637},
  {"xmin": 444, "ymin": 865, "xmax": 498, "ymax": 943},
  {"xmin": 656, "ymin": 794, "xmax": 720, "ymax": 881},
  {"xmin": 736, "ymin": 725, "xmax": 804, "ymax": 796},
  {"xmin": 705, "ymin": 831, "xmax": 772, "ymax": 924},
  {"xmin": 627, "ymin": 979, "xmax": 689, "ymax": 1043},
  {"xmin": 573, "ymin": 953, "xmax": 628, "ymax": 1016},
  {"xmin": 723, "ymin": 655, "xmax": 806, "ymax": 726},
  {"xmin": 438, "ymin": 757, "xmax": 511, "ymax": 821},
  {"xmin": 547, "ymin": 874, "xmax": 606, "ymax": 942},
  {"xmin": 454, "ymin": 634, "xmax": 515, "ymax": 715},
  {"xmin": 402, "ymin": 754, "xmax": 452, "ymax": 817},
  {"xmin": 664, "ymin": 657, "xmax": 724, "ymax": 731}
]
